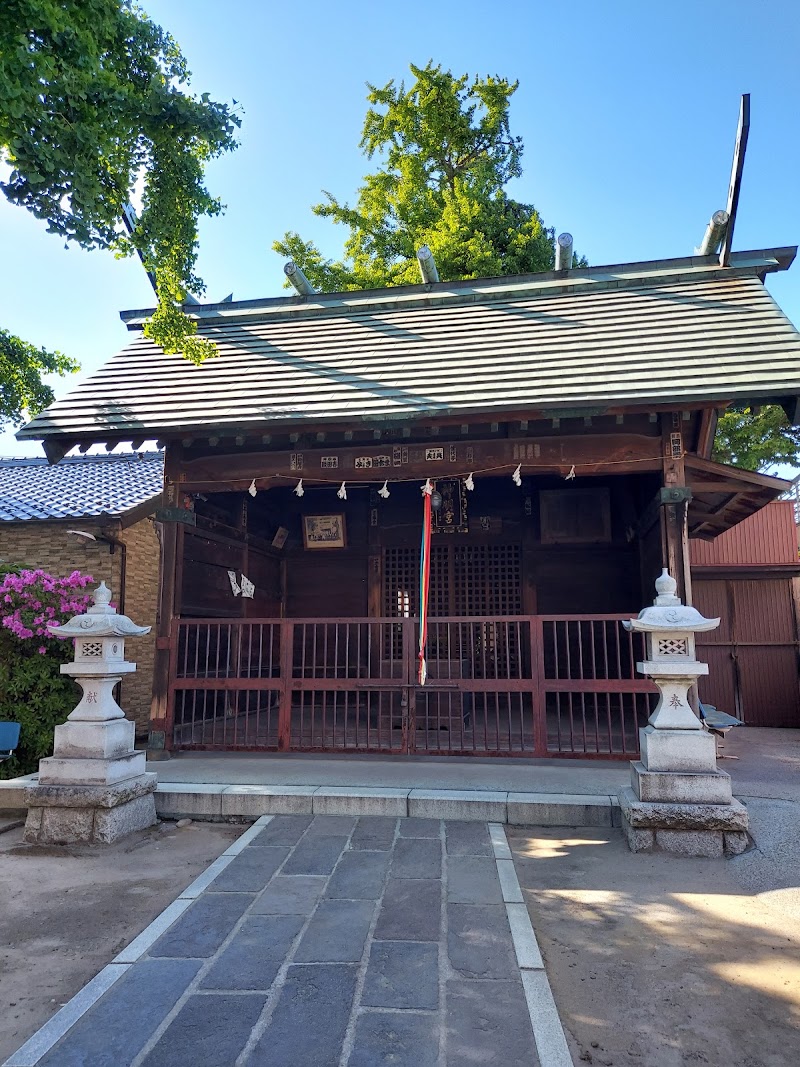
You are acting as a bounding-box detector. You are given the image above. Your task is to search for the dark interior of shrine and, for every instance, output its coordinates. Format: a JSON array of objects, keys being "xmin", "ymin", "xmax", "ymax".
[{"xmin": 178, "ymin": 471, "xmax": 664, "ymax": 621}]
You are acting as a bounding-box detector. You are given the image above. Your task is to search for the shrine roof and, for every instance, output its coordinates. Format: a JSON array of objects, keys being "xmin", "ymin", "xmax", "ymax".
[{"xmin": 16, "ymin": 247, "xmax": 800, "ymax": 454}]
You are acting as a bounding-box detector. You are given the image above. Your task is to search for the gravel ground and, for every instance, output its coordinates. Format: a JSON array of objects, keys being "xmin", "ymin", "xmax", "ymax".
[
  {"xmin": 0, "ymin": 819, "xmax": 240, "ymax": 1063},
  {"xmin": 509, "ymin": 787, "xmax": 800, "ymax": 1067}
]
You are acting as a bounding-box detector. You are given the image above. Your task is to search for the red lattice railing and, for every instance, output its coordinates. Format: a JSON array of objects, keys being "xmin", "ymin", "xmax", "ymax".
[{"xmin": 167, "ymin": 614, "xmax": 656, "ymax": 758}]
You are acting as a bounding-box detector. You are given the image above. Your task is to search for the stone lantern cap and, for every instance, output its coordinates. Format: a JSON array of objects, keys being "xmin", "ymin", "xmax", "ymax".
[
  {"xmin": 622, "ymin": 570, "xmax": 719, "ymax": 634},
  {"xmin": 48, "ymin": 581, "xmax": 151, "ymax": 639}
]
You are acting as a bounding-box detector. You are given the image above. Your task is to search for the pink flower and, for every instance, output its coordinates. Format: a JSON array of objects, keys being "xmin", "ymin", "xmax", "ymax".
[{"xmin": 38, "ymin": 646, "xmax": 47, "ymax": 655}]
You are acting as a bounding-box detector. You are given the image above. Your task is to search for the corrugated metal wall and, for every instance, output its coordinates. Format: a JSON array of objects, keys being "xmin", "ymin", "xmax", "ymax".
[
  {"xmin": 694, "ymin": 578, "xmax": 800, "ymax": 727},
  {"xmin": 691, "ymin": 502, "xmax": 800, "ymax": 727},
  {"xmin": 690, "ymin": 500, "xmax": 797, "ymax": 566}
]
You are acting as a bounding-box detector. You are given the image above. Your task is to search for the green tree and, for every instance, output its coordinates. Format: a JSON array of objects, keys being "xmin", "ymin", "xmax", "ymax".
[
  {"xmin": 1, "ymin": 0, "xmax": 240, "ymax": 376},
  {"xmin": 0, "ymin": 329, "xmax": 78, "ymax": 431},
  {"xmin": 274, "ymin": 62, "xmax": 581, "ymax": 290},
  {"xmin": 713, "ymin": 405, "xmax": 800, "ymax": 472}
]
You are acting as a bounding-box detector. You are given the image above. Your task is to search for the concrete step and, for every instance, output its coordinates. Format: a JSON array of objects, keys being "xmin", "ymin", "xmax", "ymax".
[
  {"xmin": 153, "ymin": 782, "xmax": 622, "ymax": 826},
  {"xmin": 2, "ymin": 776, "xmax": 623, "ymax": 826}
]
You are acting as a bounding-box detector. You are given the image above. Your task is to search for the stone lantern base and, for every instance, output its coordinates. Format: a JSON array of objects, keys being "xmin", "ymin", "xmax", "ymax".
[
  {"xmin": 23, "ymin": 774, "xmax": 157, "ymax": 845},
  {"xmin": 617, "ymin": 726, "xmax": 749, "ymax": 858},
  {"xmin": 23, "ymin": 714, "xmax": 157, "ymax": 844}
]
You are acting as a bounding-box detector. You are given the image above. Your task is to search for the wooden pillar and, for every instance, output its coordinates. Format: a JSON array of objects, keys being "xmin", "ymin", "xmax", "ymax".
[
  {"xmin": 660, "ymin": 415, "xmax": 693, "ymax": 606},
  {"xmin": 521, "ymin": 490, "xmax": 537, "ymax": 615},
  {"xmin": 367, "ymin": 492, "xmax": 382, "ymax": 618},
  {"xmin": 148, "ymin": 443, "xmax": 183, "ymax": 755}
]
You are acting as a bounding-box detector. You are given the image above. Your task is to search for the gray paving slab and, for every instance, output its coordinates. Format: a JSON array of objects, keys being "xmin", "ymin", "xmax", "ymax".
[
  {"xmin": 447, "ymin": 855, "xmax": 504, "ymax": 904},
  {"xmin": 446, "ymin": 978, "xmax": 540, "ymax": 1066},
  {"xmin": 206, "ymin": 845, "xmax": 289, "ymax": 892},
  {"xmin": 37, "ymin": 959, "xmax": 201, "ymax": 1067},
  {"xmin": 361, "ymin": 941, "xmax": 440, "ymax": 1009},
  {"xmin": 324, "ymin": 849, "xmax": 390, "ymax": 899},
  {"xmin": 250, "ymin": 875, "xmax": 327, "ymax": 915},
  {"xmin": 447, "ymin": 903, "xmax": 518, "ymax": 979},
  {"xmin": 248, "ymin": 963, "xmax": 358, "ymax": 1066},
  {"xmin": 148, "ymin": 893, "xmax": 255, "ymax": 958},
  {"xmin": 398, "ymin": 816, "xmax": 441, "ymax": 837},
  {"xmin": 374, "ymin": 878, "xmax": 442, "ymax": 941},
  {"xmin": 348, "ymin": 1011, "xmax": 440, "ymax": 1067},
  {"xmin": 142, "ymin": 992, "xmax": 265, "ymax": 1066},
  {"xmin": 349, "ymin": 815, "xmax": 398, "ymax": 850},
  {"xmin": 250, "ymin": 814, "xmax": 313, "ymax": 845},
  {"xmin": 9, "ymin": 815, "xmax": 564, "ymax": 1067},
  {"xmin": 281, "ymin": 834, "xmax": 348, "ymax": 874},
  {"xmin": 294, "ymin": 898, "xmax": 375, "ymax": 963},
  {"xmin": 445, "ymin": 820, "xmax": 493, "ymax": 856},
  {"xmin": 304, "ymin": 814, "xmax": 357, "ymax": 836},
  {"xmin": 390, "ymin": 837, "xmax": 443, "ymax": 878},
  {"xmin": 199, "ymin": 915, "xmax": 304, "ymax": 990}
]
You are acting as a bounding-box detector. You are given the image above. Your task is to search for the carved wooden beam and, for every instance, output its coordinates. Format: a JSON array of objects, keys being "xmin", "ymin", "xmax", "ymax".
[{"xmin": 176, "ymin": 434, "xmax": 662, "ymax": 491}]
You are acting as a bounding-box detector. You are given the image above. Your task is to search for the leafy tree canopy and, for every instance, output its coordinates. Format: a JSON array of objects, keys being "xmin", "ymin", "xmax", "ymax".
[
  {"xmin": 713, "ymin": 405, "xmax": 800, "ymax": 472},
  {"xmin": 0, "ymin": 329, "xmax": 78, "ymax": 431},
  {"xmin": 1, "ymin": 0, "xmax": 240, "ymax": 374},
  {"xmin": 274, "ymin": 62, "xmax": 583, "ymax": 290}
]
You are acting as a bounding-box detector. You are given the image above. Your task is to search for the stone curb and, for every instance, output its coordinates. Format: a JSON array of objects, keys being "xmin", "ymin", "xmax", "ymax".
[
  {"xmin": 488, "ymin": 823, "xmax": 573, "ymax": 1067},
  {"xmin": 143, "ymin": 783, "xmax": 625, "ymax": 826}
]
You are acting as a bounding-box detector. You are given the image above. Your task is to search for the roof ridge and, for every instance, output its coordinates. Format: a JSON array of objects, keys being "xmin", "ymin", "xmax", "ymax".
[{"xmin": 118, "ymin": 247, "xmax": 797, "ymax": 329}]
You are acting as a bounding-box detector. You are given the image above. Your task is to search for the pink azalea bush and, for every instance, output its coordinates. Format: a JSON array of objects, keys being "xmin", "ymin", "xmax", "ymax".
[
  {"xmin": 0, "ymin": 566, "xmax": 95, "ymax": 776},
  {"xmin": 1, "ymin": 568, "xmax": 94, "ymax": 649}
]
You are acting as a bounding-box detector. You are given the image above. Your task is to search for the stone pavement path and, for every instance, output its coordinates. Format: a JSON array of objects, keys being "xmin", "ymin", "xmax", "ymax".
[{"xmin": 8, "ymin": 815, "xmax": 570, "ymax": 1067}]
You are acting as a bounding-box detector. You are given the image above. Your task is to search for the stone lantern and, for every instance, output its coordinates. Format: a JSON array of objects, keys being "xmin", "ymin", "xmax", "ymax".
[
  {"xmin": 23, "ymin": 582, "xmax": 158, "ymax": 844},
  {"xmin": 617, "ymin": 570, "xmax": 749, "ymax": 857}
]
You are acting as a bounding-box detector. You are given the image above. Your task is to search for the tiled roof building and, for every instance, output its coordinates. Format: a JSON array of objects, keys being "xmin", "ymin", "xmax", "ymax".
[
  {"xmin": 0, "ymin": 452, "xmax": 164, "ymax": 733},
  {"xmin": 0, "ymin": 452, "xmax": 164, "ymax": 522}
]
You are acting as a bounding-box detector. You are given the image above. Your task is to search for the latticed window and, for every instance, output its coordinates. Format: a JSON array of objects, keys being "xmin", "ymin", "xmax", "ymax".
[
  {"xmin": 382, "ymin": 544, "xmax": 523, "ymax": 671},
  {"xmin": 383, "ymin": 545, "xmax": 522, "ymax": 619}
]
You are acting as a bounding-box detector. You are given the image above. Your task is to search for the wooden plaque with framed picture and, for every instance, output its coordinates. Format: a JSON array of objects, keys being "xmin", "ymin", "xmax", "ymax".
[{"xmin": 303, "ymin": 514, "xmax": 347, "ymax": 549}]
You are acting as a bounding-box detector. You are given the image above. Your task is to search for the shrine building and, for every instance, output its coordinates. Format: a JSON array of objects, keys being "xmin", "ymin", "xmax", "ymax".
[{"xmin": 17, "ymin": 247, "xmax": 800, "ymax": 759}]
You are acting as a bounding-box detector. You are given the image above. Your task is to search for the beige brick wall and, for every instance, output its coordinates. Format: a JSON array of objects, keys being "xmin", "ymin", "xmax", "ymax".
[
  {"xmin": 117, "ymin": 517, "xmax": 160, "ymax": 733},
  {"xmin": 0, "ymin": 517, "xmax": 159, "ymax": 735},
  {"xmin": 0, "ymin": 520, "xmax": 121, "ymax": 590}
]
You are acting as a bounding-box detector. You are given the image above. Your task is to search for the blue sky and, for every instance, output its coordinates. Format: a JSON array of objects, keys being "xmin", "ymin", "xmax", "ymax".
[{"xmin": 2, "ymin": 0, "xmax": 799, "ymax": 457}]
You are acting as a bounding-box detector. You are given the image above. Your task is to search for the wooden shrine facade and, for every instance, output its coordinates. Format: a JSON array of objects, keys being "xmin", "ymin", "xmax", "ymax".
[
  {"xmin": 147, "ymin": 412, "xmax": 789, "ymax": 757},
  {"xmin": 16, "ymin": 247, "xmax": 800, "ymax": 758}
]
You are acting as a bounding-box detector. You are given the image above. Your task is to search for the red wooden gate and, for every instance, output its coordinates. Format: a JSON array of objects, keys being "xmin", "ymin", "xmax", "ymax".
[{"xmin": 167, "ymin": 615, "xmax": 654, "ymax": 758}]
